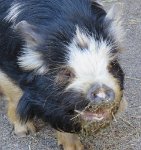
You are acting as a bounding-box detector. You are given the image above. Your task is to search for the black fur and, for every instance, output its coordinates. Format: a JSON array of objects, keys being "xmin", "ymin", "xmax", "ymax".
[{"xmin": 0, "ymin": 0, "xmax": 124, "ymax": 133}]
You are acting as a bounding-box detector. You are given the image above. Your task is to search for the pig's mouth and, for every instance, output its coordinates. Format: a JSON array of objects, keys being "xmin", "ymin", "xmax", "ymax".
[
  {"xmin": 73, "ymin": 107, "xmax": 117, "ymax": 134},
  {"xmin": 74, "ymin": 108, "xmax": 111, "ymax": 122},
  {"xmin": 71, "ymin": 97, "xmax": 124, "ymax": 134}
]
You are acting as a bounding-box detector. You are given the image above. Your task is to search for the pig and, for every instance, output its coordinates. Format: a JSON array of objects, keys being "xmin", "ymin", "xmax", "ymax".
[{"xmin": 0, "ymin": 0, "xmax": 127, "ymax": 149}]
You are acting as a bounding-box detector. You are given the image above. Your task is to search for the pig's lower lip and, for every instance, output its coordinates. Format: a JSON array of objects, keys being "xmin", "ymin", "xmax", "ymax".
[{"xmin": 75, "ymin": 110, "xmax": 110, "ymax": 122}]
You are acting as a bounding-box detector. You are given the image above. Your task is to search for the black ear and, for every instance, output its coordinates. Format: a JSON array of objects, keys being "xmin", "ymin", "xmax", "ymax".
[{"xmin": 15, "ymin": 20, "xmax": 43, "ymax": 48}]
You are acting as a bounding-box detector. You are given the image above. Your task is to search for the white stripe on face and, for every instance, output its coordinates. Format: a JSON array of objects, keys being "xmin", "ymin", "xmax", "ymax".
[{"xmin": 67, "ymin": 27, "xmax": 116, "ymax": 93}]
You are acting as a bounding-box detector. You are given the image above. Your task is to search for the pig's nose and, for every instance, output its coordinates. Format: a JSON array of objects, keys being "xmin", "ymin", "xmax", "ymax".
[{"xmin": 87, "ymin": 83, "xmax": 115, "ymax": 105}]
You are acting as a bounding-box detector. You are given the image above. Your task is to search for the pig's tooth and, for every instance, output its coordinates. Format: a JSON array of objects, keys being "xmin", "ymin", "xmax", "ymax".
[{"xmin": 92, "ymin": 116, "xmax": 104, "ymax": 121}]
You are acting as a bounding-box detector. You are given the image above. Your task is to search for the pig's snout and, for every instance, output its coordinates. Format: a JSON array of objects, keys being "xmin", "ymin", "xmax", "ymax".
[{"xmin": 87, "ymin": 83, "xmax": 115, "ymax": 105}]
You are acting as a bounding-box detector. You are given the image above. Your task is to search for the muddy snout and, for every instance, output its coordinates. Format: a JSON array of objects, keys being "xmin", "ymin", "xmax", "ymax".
[{"xmin": 87, "ymin": 83, "xmax": 115, "ymax": 106}]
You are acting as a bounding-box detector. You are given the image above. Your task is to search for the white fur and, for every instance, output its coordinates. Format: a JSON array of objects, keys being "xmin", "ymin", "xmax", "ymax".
[
  {"xmin": 5, "ymin": 2, "xmax": 24, "ymax": 23},
  {"xmin": 66, "ymin": 28, "xmax": 116, "ymax": 93},
  {"xmin": 97, "ymin": 92, "xmax": 106, "ymax": 99},
  {"xmin": 18, "ymin": 48, "xmax": 46, "ymax": 74}
]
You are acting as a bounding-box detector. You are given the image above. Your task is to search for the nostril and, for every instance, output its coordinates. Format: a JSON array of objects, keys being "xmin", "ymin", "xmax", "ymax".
[
  {"xmin": 92, "ymin": 93, "xmax": 97, "ymax": 98},
  {"xmin": 106, "ymin": 90, "xmax": 115, "ymax": 102}
]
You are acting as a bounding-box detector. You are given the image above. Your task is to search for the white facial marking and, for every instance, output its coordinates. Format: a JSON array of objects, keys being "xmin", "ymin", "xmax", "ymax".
[
  {"xmin": 97, "ymin": 92, "xmax": 106, "ymax": 99},
  {"xmin": 75, "ymin": 26, "xmax": 89, "ymax": 48},
  {"xmin": 67, "ymin": 28, "xmax": 116, "ymax": 93},
  {"xmin": 18, "ymin": 48, "xmax": 46, "ymax": 74},
  {"xmin": 5, "ymin": 2, "xmax": 24, "ymax": 23}
]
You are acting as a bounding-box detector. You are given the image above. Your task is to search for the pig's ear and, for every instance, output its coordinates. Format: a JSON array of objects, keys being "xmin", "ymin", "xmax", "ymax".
[
  {"xmin": 105, "ymin": 5, "xmax": 124, "ymax": 44},
  {"xmin": 15, "ymin": 20, "xmax": 43, "ymax": 48},
  {"xmin": 16, "ymin": 21, "xmax": 47, "ymax": 74}
]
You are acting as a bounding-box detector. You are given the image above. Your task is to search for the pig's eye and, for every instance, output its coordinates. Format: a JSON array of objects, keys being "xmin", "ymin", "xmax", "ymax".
[
  {"xmin": 108, "ymin": 64, "xmax": 112, "ymax": 71},
  {"xmin": 59, "ymin": 68, "xmax": 75, "ymax": 78},
  {"xmin": 55, "ymin": 67, "xmax": 75, "ymax": 84}
]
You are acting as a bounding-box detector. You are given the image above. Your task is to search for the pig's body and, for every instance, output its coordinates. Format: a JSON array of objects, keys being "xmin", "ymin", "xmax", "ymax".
[{"xmin": 0, "ymin": 0, "xmax": 125, "ymax": 149}]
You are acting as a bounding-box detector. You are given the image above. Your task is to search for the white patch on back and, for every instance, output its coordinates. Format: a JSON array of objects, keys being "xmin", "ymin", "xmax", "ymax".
[
  {"xmin": 5, "ymin": 2, "xmax": 24, "ymax": 23},
  {"xmin": 67, "ymin": 28, "xmax": 116, "ymax": 93},
  {"xmin": 18, "ymin": 48, "xmax": 46, "ymax": 74}
]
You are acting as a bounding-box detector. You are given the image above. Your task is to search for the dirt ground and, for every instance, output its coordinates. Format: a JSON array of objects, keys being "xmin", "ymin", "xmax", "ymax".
[{"xmin": 0, "ymin": 0, "xmax": 141, "ymax": 150}]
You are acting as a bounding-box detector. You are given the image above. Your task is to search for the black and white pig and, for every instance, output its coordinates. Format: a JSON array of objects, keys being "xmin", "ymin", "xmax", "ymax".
[{"xmin": 0, "ymin": 0, "xmax": 127, "ymax": 149}]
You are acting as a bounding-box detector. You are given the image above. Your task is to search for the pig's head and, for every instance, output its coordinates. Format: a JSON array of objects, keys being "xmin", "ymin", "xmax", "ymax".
[{"xmin": 16, "ymin": 4, "xmax": 126, "ymax": 133}]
